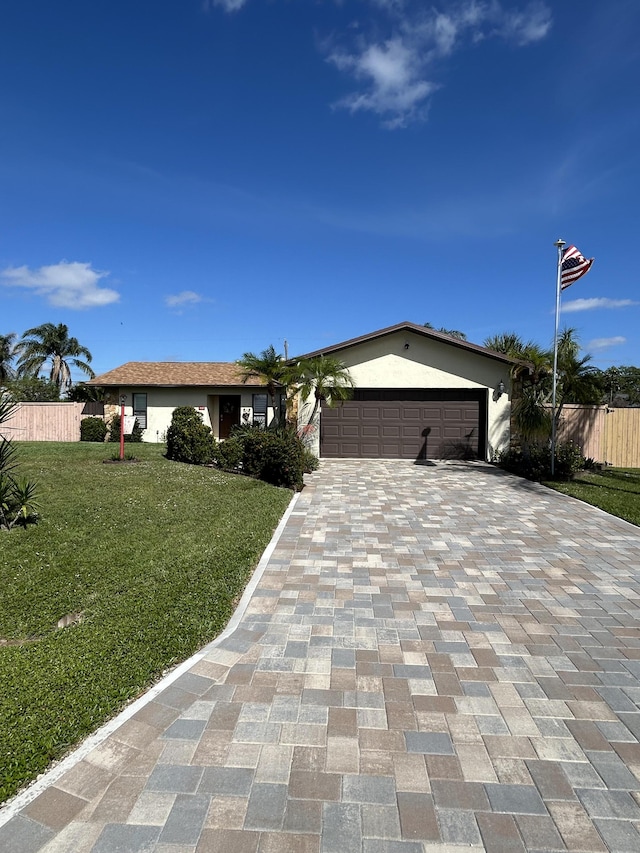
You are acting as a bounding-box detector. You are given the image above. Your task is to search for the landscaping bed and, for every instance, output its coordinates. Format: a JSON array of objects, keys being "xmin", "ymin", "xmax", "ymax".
[
  {"xmin": 0, "ymin": 442, "xmax": 292, "ymax": 802},
  {"xmin": 545, "ymin": 467, "xmax": 640, "ymax": 527}
]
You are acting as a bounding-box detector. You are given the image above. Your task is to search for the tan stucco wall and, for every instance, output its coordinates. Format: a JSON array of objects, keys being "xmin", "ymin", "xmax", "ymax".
[
  {"xmin": 298, "ymin": 330, "xmax": 512, "ymax": 459},
  {"xmin": 114, "ymin": 387, "xmax": 262, "ymax": 442}
]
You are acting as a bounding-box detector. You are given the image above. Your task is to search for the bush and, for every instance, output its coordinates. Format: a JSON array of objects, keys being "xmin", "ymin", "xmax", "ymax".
[
  {"xmin": 241, "ymin": 425, "xmax": 305, "ymax": 490},
  {"xmin": 302, "ymin": 449, "xmax": 319, "ymax": 473},
  {"xmin": 498, "ymin": 441, "xmax": 585, "ymax": 481},
  {"xmin": 165, "ymin": 407, "xmax": 214, "ymax": 465},
  {"xmin": 80, "ymin": 417, "xmax": 108, "ymax": 443},
  {"xmin": 109, "ymin": 413, "xmax": 143, "ymax": 443},
  {"xmin": 212, "ymin": 435, "xmax": 244, "ymax": 471}
]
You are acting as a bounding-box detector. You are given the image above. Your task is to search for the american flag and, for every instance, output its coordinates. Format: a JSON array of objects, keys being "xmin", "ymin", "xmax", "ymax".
[{"xmin": 561, "ymin": 245, "xmax": 594, "ymax": 290}]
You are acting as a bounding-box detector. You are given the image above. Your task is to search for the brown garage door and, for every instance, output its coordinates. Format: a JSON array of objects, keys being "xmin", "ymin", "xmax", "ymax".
[{"xmin": 320, "ymin": 389, "xmax": 486, "ymax": 460}]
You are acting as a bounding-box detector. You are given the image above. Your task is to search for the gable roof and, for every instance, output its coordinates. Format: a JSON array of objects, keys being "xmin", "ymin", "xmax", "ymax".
[
  {"xmin": 291, "ymin": 321, "xmax": 519, "ymax": 365},
  {"xmin": 89, "ymin": 362, "xmax": 264, "ymax": 387}
]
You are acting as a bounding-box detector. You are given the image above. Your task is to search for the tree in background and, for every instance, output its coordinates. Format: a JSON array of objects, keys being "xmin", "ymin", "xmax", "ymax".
[
  {"xmin": 67, "ymin": 382, "xmax": 107, "ymax": 403},
  {"xmin": 288, "ymin": 355, "xmax": 355, "ymax": 427},
  {"xmin": 237, "ymin": 345, "xmax": 287, "ymax": 424},
  {"xmin": 601, "ymin": 366, "xmax": 640, "ymax": 406},
  {"xmin": 424, "ymin": 322, "xmax": 467, "ymax": 340},
  {"xmin": 3, "ymin": 377, "xmax": 60, "ymax": 402},
  {"xmin": 16, "ymin": 323, "xmax": 94, "ymax": 394},
  {"xmin": 0, "ymin": 333, "xmax": 18, "ymax": 383}
]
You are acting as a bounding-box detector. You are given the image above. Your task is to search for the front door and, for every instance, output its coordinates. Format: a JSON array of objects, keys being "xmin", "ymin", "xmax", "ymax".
[{"xmin": 219, "ymin": 395, "xmax": 240, "ymax": 439}]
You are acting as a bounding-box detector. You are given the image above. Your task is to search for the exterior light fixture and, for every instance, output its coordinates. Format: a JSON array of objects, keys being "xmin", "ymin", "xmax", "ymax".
[
  {"xmin": 404, "ymin": 342, "xmax": 410, "ymax": 350},
  {"xmin": 496, "ymin": 381, "xmax": 505, "ymax": 398}
]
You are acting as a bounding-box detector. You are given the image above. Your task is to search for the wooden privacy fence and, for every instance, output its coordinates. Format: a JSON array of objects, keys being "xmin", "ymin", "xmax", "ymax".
[
  {"xmin": 557, "ymin": 404, "xmax": 640, "ymax": 468},
  {"xmin": 0, "ymin": 402, "xmax": 105, "ymax": 442}
]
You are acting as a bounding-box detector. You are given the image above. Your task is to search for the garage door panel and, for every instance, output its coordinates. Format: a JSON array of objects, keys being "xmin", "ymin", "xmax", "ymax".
[
  {"xmin": 362, "ymin": 426, "xmax": 381, "ymax": 437},
  {"xmin": 401, "ymin": 426, "xmax": 422, "ymax": 438},
  {"xmin": 320, "ymin": 390, "xmax": 484, "ymax": 459}
]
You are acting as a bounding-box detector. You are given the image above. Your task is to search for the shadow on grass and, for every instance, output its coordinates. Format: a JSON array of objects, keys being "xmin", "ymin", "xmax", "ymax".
[{"xmin": 573, "ymin": 471, "xmax": 640, "ymax": 496}]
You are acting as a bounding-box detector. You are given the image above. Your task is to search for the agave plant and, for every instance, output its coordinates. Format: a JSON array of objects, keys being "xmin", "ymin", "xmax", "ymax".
[{"xmin": 0, "ymin": 393, "xmax": 39, "ymax": 531}]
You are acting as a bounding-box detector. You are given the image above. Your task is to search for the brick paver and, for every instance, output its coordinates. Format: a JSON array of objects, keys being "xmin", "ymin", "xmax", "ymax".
[{"xmin": 1, "ymin": 459, "xmax": 640, "ymax": 851}]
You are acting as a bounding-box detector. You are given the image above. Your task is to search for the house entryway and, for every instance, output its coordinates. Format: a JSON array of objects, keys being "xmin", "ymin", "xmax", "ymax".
[{"xmin": 218, "ymin": 395, "xmax": 240, "ymax": 439}]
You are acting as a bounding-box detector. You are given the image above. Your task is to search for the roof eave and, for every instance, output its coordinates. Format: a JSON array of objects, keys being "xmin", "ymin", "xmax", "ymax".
[{"xmin": 290, "ymin": 321, "xmax": 519, "ymax": 366}]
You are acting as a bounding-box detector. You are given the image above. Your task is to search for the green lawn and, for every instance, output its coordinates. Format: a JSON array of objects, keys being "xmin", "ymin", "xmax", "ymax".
[
  {"xmin": 546, "ymin": 467, "xmax": 640, "ymax": 527},
  {"xmin": 0, "ymin": 442, "xmax": 292, "ymax": 802}
]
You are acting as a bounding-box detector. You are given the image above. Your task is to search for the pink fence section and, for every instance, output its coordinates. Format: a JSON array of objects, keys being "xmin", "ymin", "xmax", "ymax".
[{"xmin": 0, "ymin": 402, "xmax": 105, "ymax": 442}]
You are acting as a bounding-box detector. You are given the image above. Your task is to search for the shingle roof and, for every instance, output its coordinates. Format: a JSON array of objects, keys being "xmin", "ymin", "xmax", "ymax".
[{"xmin": 88, "ymin": 362, "xmax": 265, "ymax": 387}]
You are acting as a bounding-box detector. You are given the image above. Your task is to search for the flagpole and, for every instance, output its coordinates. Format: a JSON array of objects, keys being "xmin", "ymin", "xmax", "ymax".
[{"xmin": 550, "ymin": 238, "xmax": 565, "ymax": 477}]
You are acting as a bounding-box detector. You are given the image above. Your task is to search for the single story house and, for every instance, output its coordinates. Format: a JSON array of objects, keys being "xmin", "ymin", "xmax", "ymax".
[
  {"xmin": 90, "ymin": 322, "xmax": 516, "ymax": 460},
  {"xmin": 87, "ymin": 362, "xmax": 284, "ymax": 443}
]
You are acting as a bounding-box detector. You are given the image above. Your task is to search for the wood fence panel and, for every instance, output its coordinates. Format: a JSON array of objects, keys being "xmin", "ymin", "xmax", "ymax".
[
  {"xmin": 0, "ymin": 403, "xmax": 105, "ymax": 442},
  {"xmin": 554, "ymin": 405, "xmax": 640, "ymax": 468},
  {"xmin": 557, "ymin": 405, "xmax": 605, "ymax": 461},
  {"xmin": 603, "ymin": 408, "xmax": 640, "ymax": 468}
]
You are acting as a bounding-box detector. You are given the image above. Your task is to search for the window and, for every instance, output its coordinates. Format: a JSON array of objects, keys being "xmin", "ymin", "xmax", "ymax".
[
  {"xmin": 252, "ymin": 393, "xmax": 267, "ymax": 428},
  {"xmin": 253, "ymin": 393, "xmax": 287, "ymax": 426},
  {"xmin": 133, "ymin": 393, "xmax": 147, "ymax": 430}
]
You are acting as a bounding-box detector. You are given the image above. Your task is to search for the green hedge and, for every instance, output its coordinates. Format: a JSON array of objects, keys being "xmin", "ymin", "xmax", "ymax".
[
  {"xmin": 165, "ymin": 407, "xmax": 214, "ymax": 465},
  {"xmin": 108, "ymin": 413, "xmax": 143, "ymax": 443},
  {"xmin": 498, "ymin": 441, "xmax": 585, "ymax": 481},
  {"xmin": 80, "ymin": 417, "xmax": 108, "ymax": 442}
]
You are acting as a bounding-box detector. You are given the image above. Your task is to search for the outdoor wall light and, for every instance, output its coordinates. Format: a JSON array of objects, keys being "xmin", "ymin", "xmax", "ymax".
[
  {"xmin": 404, "ymin": 342, "xmax": 410, "ymax": 350},
  {"xmin": 496, "ymin": 381, "xmax": 505, "ymax": 398},
  {"xmin": 120, "ymin": 394, "xmax": 127, "ymax": 405}
]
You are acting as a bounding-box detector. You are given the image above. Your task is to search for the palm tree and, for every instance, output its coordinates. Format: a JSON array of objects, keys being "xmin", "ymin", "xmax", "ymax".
[
  {"xmin": 236, "ymin": 345, "xmax": 287, "ymax": 424},
  {"xmin": 424, "ymin": 322, "xmax": 467, "ymax": 340},
  {"xmin": 16, "ymin": 323, "xmax": 95, "ymax": 393},
  {"xmin": 554, "ymin": 328, "xmax": 603, "ymax": 431},
  {"xmin": 484, "ymin": 328, "xmax": 602, "ymax": 443},
  {"xmin": 0, "ymin": 333, "xmax": 18, "ymax": 383},
  {"xmin": 288, "ymin": 355, "xmax": 355, "ymax": 427}
]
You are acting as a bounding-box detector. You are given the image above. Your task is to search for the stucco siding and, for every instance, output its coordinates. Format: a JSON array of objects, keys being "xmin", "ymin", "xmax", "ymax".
[{"xmin": 115, "ymin": 387, "xmax": 257, "ymax": 442}]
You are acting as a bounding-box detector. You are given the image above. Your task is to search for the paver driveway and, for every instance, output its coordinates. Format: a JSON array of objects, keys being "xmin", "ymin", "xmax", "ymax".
[{"xmin": 2, "ymin": 460, "xmax": 640, "ymax": 853}]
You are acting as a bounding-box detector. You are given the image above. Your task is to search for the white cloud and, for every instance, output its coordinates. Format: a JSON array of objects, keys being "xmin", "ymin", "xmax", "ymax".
[
  {"xmin": 203, "ymin": 0, "xmax": 553, "ymax": 128},
  {"xmin": 588, "ymin": 336, "xmax": 626, "ymax": 351},
  {"xmin": 203, "ymin": 0, "xmax": 248, "ymax": 12},
  {"xmin": 498, "ymin": 2, "xmax": 552, "ymax": 45},
  {"xmin": 326, "ymin": 1, "xmax": 552, "ymax": 127},
  {"xmin": 563, "ymin": 297, "xmax": 638, "ymax": 313},
  {"xmin": 329, "ymin": 38, "xmax": 437, "ymax": 128},
  {"xmin": 165, "ymin": 290, "xmax": 204, "ymax": 308},
  {"xmin": 0, "ymin": 261, "xmax": 120, "ymax": 309}
]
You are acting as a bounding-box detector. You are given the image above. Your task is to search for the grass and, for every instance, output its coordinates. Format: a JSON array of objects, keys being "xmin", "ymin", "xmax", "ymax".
[
  {"xmin": 0, "ymin": 442, "xmax": 292, "ymax": 803},
  {"xmin": 545, "ymin": 467, "xmax": 640, "ymax": 526}
]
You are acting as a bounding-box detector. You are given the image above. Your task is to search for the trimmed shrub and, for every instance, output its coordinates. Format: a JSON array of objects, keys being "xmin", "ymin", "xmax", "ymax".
[
  {"xmin": 498, "ymin": 441, "xmax": 585, "ymax": 481},
  {"xmin": 165, "ymin": 407, "xmax": 214, "ymax": 465},
  {"xmin": 212, "ymin": 435, "xmax": 244, "ymax": 471},
  {"xmin": 109, "ymin": 413, "xmax": 143, "ymax": 443},
  {"xmin": 241, "ymin": 426, "xmax": 305, "ymax": 490},
  {"xmin": 80, "ymin": 417, "xmax": 108, "ymax": 443}
]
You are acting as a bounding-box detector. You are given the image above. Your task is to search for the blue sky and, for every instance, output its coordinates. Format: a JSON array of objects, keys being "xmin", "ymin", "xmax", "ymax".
[{"xmin": 1, "ymin": 0, "xmax": 639, "ymax": 380}]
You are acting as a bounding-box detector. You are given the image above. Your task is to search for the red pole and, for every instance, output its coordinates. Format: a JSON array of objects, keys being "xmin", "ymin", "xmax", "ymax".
[{"xmin": 120, "ymin": 397, "xmax": 125, "ymax": 460}]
